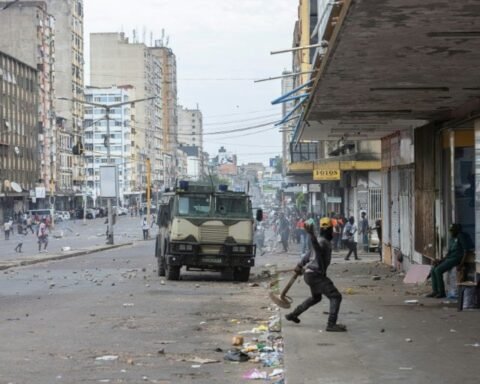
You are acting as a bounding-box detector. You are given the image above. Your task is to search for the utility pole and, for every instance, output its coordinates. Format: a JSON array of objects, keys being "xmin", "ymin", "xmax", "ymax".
[
  {"xmin": 105, "ymin": 105, "xmax": 114, "ymax": 244},
  {"xmin": 50, "ymin": 178, "xmax": 55, "ymax": 228},
  {"xmin": 83, "ymin": 151, "xmax": 87, "ymax": 225},
  {"xmin": 146, "ymin": 157, "xmax": 151, "ymax": 228}
]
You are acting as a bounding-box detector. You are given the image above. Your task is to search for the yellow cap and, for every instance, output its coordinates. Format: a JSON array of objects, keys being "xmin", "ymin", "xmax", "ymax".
[{"xmin": 320, "ymin": 217, "xmax": 332, "ymax": 228}]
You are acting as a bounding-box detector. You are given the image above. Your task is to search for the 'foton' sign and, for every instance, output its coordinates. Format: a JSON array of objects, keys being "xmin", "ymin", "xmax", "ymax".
[{"xmin": 313, "ymin": 169, "xmax": 341, "ymax": 181}]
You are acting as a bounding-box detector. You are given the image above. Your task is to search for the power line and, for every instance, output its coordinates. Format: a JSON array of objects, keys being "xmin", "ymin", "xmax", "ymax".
[
  {"xmin": 203, "ymin": 113, "xmax": 280, "ymax": 126},
  {"xmin": 205, "ymin": 108, "xmax": 279, "ymax": 119}
]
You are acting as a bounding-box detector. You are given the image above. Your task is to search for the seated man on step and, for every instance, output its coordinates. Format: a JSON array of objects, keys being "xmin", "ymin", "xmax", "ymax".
[{"xmin": 426, "ymin": 223, "xmax": 472, "ymax": 299}]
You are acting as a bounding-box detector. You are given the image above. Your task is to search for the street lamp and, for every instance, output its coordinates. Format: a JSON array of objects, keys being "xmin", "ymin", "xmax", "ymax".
[{"xmin": 58, "ymin": 95, "xmax": 157, "ymax": 244}]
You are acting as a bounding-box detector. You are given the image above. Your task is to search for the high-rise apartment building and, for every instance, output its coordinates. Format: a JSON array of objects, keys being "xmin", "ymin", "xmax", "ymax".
[
  {"xmin": 84, "ymin": 86, "xmax": 137, "ymax": 206},
  {"xmin": 0, "ymin": 0, "xmax": 84, "ymax": 211},
  {"xmin": 46, "ymin": 0, "xmax": 84, "ymax": 204},
  {"xmin": 90, "ymin": 32, "xmax": 162, "ymax": 191},
  {"xmin": 0, "ymin": 1, "xmax": 55, "ymax": 201},
  {"xmin": 0, "ymin": 51, "xmax": 38, "ymax": 221},
  {"xmin": 150, "ymin": 42, "xmax": 178, "ymax": 188}
]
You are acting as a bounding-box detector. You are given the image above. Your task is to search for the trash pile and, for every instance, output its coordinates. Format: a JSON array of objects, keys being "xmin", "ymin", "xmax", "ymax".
[{"xmin": 223, "ymin": 311, "xmax": 285, "ymax": 383}]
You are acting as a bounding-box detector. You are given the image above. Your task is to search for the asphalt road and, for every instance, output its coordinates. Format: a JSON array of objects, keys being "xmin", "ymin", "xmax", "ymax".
[{"xmin": 0, "ymin": 238, "xmax": 282, "ymax": 384}]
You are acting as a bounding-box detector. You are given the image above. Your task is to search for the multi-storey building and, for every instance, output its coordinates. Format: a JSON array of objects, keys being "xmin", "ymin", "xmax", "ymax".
[
  {"xmin": 47, "ymin": 0, "xmax": 84, "ymax": 206},
  {"xmin": 0, "ymin": 51, "xmax": 38, "ymax": 222},
  {"xmin": 177, "ymin": 105, "xmax": 203, "ymax": 149},
  {"xmin": 281, "ymin": 70, "xmax": 294, "ymax": 176},
  {"xmin": 177, "ymin": 105, "xmax": 204, "ymax": 177},
  {"xmin": 150, "ymin": 41, "xmax": 178, "ymax": 188},
  {"xmin": 0, "ymin": 1, "xmax": 55, "ymax": 205},
  {"xmin": 83, "ymin": 86, "xmax": 136, "ymax": 207},
  {"xmin": 90, "ymin": 32, "xmax": 162, "ymax": 192}
]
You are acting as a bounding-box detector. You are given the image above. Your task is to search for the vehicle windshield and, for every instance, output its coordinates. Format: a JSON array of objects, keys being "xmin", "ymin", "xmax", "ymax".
[
  {"xmin": 177, "ymin": 194, "xmax": 211, "ymax": 217},
  {"xmin": 215, "ymin": 196, "xmax": 250, "ymax": 218}
]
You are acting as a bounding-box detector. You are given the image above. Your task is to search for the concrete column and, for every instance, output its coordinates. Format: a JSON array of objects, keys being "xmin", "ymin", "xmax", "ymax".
[
  {"xmin": 449, "ymin": 129, "xmax": 456, "ymax": 222},
  {"xmin": 474, "ymin": 120, "xmax": 480, "ymax": 263}
]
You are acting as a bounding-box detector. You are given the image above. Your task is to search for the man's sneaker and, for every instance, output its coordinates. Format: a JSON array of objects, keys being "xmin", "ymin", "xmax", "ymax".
[
  {"xmin": 326, "ymin": 323, "xmax": 347, "ymax": 332},
  {"xmin": 285, "ymin": 313, "xmax": 301, "ymax": 324},
  {"xmin": 425, "ymin": 292, "xmax": 438, "ymax": 298},
  {"xmin": 435, "ymin": 293, "xmax": 446, "ymax": 299}
]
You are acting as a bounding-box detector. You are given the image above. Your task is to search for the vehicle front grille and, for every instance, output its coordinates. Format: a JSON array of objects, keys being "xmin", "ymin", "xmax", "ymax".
[{"xmin": 200, "ymin": 225, "xmax": 228, "ymax": 243}]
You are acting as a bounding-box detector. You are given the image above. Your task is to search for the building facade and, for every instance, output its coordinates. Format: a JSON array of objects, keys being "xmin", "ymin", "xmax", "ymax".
[
  {"xmin": 281, "ymin": 70, "xmax": 294, "ymax": 176},
  {"xmin": 177, "ymin": 105, "xmax": 204, "ymax": 178},
  {"xmin": 0, "ymin": 52, "xmax": 38, "ymax": 222},
  {"xmin": 285, "ymin": 0, "xmax": 382, "ymax": 220},
  {"xmin": 83, "ymin": 86, "xmax": 137, "ymax": 207},
  {"xmin": 47, "ymin": 0, "xmax": 84, "ymax": 204},
  {"xmin": 90, "ymin": 32, "xmax": 162, "ymax": 192},
  {"xmin": 177, "ymin": 105, "xmax": 203, "ymax": 149},
  {"xmin": 0, "ymin": 1, "xmax": 56, "ymax": 205},
  {"xmin": 150, "ymin": 42, "xmax": 178, "ymax": 188}
]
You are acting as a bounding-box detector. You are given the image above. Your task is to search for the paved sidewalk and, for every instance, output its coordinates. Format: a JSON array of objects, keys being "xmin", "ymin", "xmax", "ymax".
[
  {"xmin": 259, "ymin": 247, "xmax": 479, "ymax": 384},
  {"xmin": 0, "ymin": 242, "xmax": 134, "ymax": 271},
  {"xmin": 0, "ymin": 215, "xmax": 155, "ymax": 270}
]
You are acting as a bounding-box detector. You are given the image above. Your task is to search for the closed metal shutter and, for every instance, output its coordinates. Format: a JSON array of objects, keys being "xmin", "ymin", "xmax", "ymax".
[
  {"xmin": 391, "ymin": 169, "xmax": 400, "ymax": 248},
  {"xmin": 399, "ymin": 167, "xmax": 414, "ymax": 260},
  {"xmin": 381, "ymin": 171, "xmax": 390, "ymax": 244}
]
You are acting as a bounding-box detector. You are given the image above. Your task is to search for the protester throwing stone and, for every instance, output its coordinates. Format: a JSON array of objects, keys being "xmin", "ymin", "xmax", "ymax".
[{"xmin": 285, "ymin": 218, "xmax": 347, "ymax": 332}]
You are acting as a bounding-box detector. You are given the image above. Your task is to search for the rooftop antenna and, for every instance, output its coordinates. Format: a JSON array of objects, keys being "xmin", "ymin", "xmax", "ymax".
[
  {"xmin": 142, "ymin": 26, "xmax": 146, "ymax": 44},
  {"xmin": 150, "ymin": 31, "xmax": 153, "ymax": 47},
  {"xmin": 132, "ymin": 29, "xmax": 136, "ymax": 43}
]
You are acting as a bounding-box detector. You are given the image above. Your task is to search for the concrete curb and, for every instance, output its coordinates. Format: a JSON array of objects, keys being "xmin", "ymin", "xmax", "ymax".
[{"xmin": 0, "ymin": 242, "xmax": 134, "ymax": 271}]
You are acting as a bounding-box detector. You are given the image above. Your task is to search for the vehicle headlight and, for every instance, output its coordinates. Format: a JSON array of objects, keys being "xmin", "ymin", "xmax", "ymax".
[{"xmin": 178, "ymin": 243, "xmax": 193, "ymax": 251}]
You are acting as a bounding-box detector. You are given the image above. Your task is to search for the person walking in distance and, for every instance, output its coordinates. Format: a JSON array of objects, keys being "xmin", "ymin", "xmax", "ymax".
[
  {"xmin": 37, "ymin": 217, "xmax": 49, "ymax": 253},
  {"xmin": 374, "ymin": 218, "xmax": 382, "ymax": 259},
  {"xmin": 359, "ymin": 211, "xmax": 369, "ymax": 252},
  {"xmin": 278, "ymin": 213, "xmax": 290, "ymax": 252},
  {"xmin": 142, "ymin": 216, "xmax": 149, "ymax": 240},
  {"xmin": 26, "ymin": 215, "xmax": 34, "ymax": 234},
  {"xmin": 4, "ymin": 218, "xmax": 12, "ymax": 240},
  {"xmin": 343, "ymin": 216, "xmax": 360, "ymax": 260},
  {"xmin": 14, "ymin": 224, "xmax": 27, "ymax": 253},
  {"xmin": 285, "ymin": 218, "xmax": 347, "ymax": 332}
]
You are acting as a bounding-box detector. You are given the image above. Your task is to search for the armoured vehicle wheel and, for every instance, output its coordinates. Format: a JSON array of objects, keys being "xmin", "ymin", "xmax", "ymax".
[
  {"xmin": 233, "ymin": 267, "xmax": 250, "ymax": 282},
  {"xmin": 166, "ymin": 263, "xmax": 180, "ymax": 281}
]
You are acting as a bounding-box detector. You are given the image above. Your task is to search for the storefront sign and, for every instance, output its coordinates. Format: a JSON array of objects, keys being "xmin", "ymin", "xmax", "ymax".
[
  {"xmin": 313, "ymin": 169, "xmax": 341, "ymax": 181},
  {"xmin": 327, "ymin": 196, "xmax": 342, "ymax": 203}
]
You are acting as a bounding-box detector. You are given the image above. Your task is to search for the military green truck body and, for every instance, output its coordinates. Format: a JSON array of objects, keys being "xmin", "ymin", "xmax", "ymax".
[{"xmin": 155, "ymin": 182, "xmax": 257, "ymax": 281}]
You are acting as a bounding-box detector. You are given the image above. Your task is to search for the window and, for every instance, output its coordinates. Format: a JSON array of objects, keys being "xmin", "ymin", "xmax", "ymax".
[
  {"xmin": 177, "ymin": 195, "xmax": 211, "ymax": 217},
  {"xmin": 215, "ymin": 196, "xmax": 249, "ymax": 217},
  {"xmin": 290, "ymin": 142, "xmax": 319, "ymax": 163}
]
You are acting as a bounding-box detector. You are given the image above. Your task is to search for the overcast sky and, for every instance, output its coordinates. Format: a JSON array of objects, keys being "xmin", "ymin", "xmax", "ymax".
[{"xmin": 84, "ymin": 0, "xmax": 297, "ymax": 165}]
